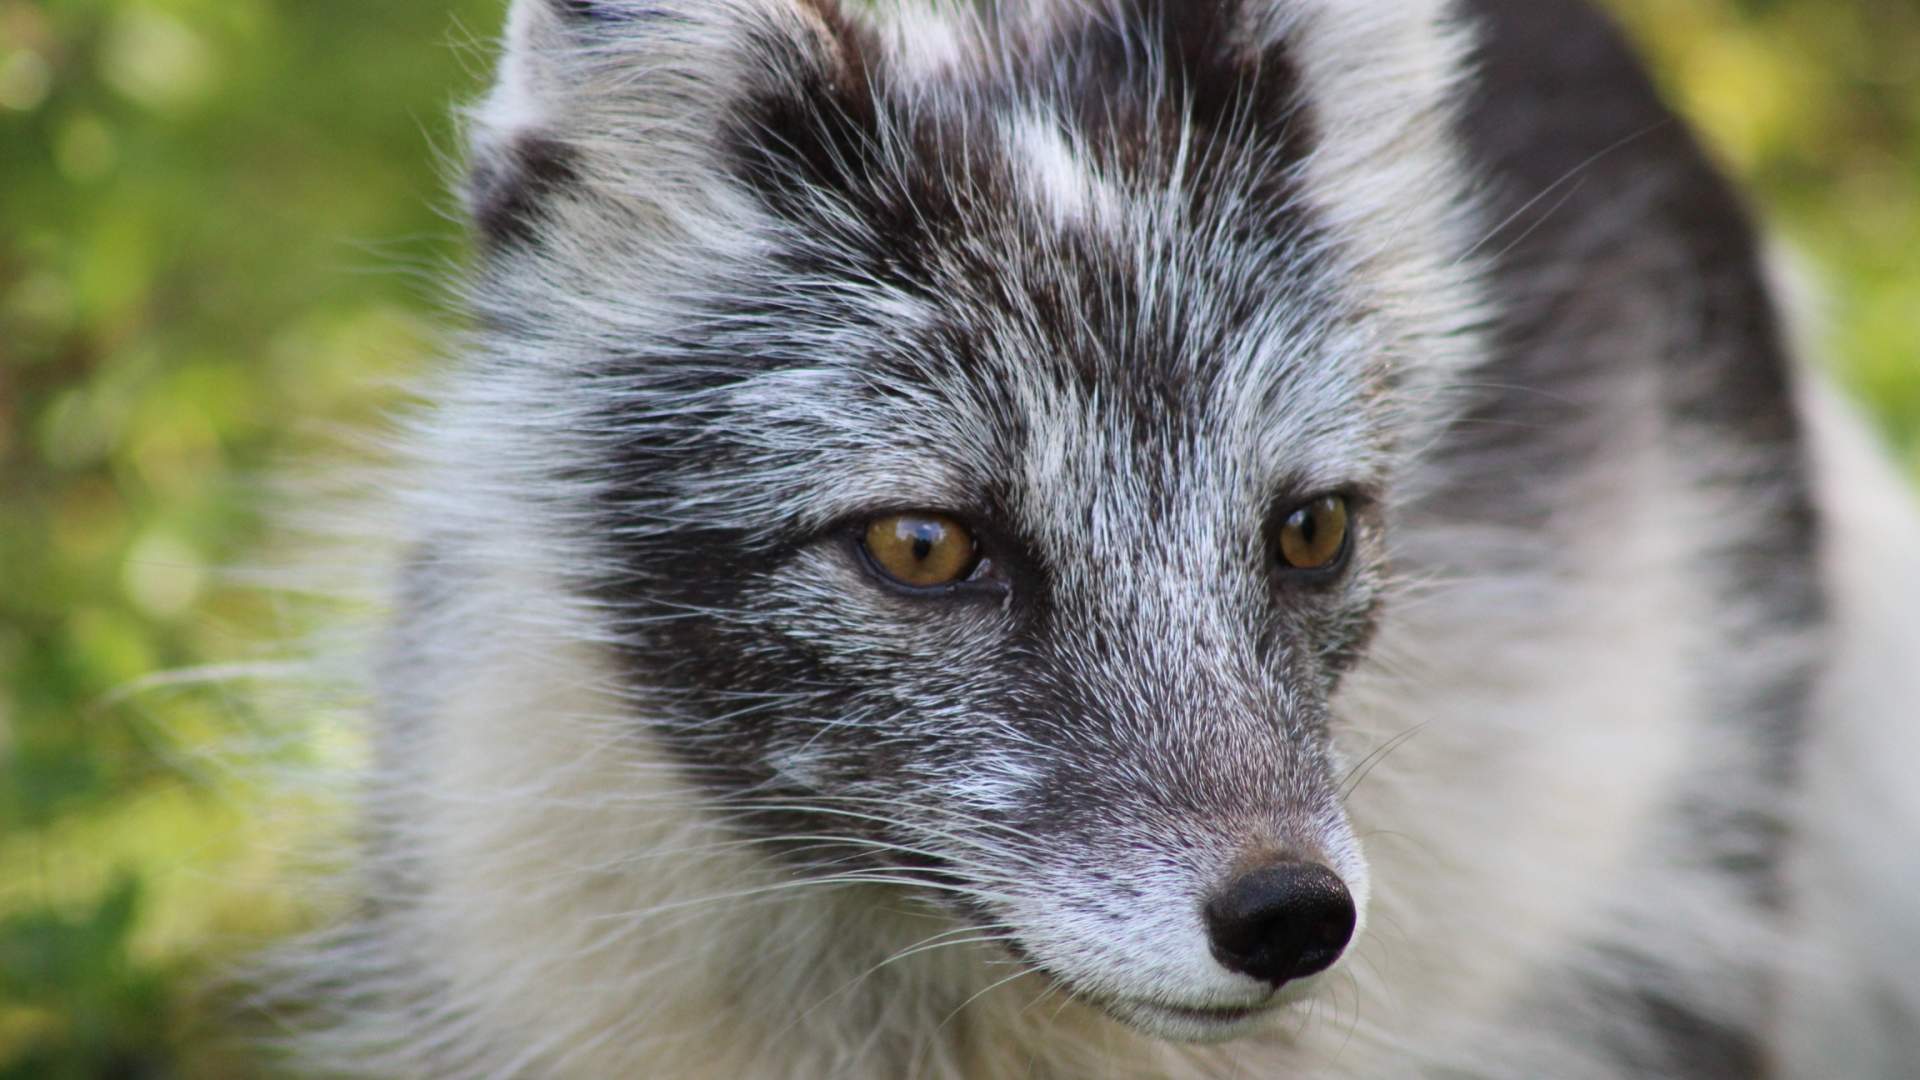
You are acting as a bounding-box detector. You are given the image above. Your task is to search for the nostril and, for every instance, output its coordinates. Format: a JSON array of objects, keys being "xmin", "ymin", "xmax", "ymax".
[{"xmin": 1204, "ymin": 862, "xmax": 1356, "ymax": 987}]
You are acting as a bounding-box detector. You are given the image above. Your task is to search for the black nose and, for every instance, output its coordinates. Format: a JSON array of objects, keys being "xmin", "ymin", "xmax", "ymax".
[{"xmin": 1204, "ymin": 862, "xmax": 1355, "ymax": 986}]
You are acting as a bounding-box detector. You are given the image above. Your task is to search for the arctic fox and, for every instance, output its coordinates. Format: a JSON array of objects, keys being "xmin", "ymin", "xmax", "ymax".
[{"xmin": 259, "ymin": 0, "xmax": 1920, "ymax": 1076}]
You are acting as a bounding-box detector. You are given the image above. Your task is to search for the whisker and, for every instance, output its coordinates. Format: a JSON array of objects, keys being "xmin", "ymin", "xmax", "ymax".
[
  {"xmin": 1339, "ymin": 722, "xmax": 1429, "ymax": 802},
  {"xmin": 1454, "ymin": 120, "xmax": 1671, "ymax": 265}
]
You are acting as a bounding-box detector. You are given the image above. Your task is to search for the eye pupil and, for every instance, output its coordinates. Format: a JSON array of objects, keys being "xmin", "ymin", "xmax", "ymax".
[
  {"xmin": 1276, "ymin": 495, "xmax": 1351, "ymax": 574},
  {"xmin": 865, "ymin": 513, "xmax": 977, "ymax": 588}
]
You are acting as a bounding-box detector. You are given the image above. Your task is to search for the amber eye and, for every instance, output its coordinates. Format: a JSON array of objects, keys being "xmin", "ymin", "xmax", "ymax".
[
  {"xmin": 1276, "ymin": 495, "xmax": 1351, "ymax": 573},
  {"xmin": 863, "ymin": 513, "xmax": 979, "ymax": 589}
]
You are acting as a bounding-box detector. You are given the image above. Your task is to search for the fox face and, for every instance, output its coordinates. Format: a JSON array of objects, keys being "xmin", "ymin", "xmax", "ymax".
[{"xmin": 460, "ymin": 0, "xmax": 1482, "ymax": 1039}]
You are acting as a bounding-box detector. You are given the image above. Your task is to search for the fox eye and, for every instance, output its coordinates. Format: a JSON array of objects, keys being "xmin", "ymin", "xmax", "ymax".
[
  {"xmin": 1275, "ymin": 495, "xmax": 1352, "ymax": 574},
  {"xmin": 863, "ymin": 513, "xmax": 979, "ymax": 589}
]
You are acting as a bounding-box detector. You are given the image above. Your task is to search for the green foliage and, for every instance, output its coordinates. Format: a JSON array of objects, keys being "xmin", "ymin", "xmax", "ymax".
[
  {"xmin": 0, "ymin": 876, "xmax": 169, "ymax": 1080},
  {"xmin": 1611, "ymin": 0, "xmax": 1920, "ymax": 473},
  {"xmin": 0, "ymin": 1, "xmax": 1914, "ymax": 1076},
  {"xmin": 2, "ymin": 0, "xmax": 498, "ymax": 1074}
]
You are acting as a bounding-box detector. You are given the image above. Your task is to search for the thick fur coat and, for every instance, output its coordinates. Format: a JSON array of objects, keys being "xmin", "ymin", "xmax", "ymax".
[{"xmin": 256, "ymin": 1, "xmax": 1920, "ymax": 1076}]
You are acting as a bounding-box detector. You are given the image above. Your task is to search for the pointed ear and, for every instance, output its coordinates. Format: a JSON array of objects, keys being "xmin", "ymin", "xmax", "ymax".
[{"xmin": 464, "ymin": 0, "xmax": 871, "ymax": 250}]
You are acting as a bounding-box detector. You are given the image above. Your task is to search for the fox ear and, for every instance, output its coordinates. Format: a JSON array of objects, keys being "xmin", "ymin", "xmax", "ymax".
[{"xmin": 466, "ymin": 0, "xmax": 869, "ymax": 249}]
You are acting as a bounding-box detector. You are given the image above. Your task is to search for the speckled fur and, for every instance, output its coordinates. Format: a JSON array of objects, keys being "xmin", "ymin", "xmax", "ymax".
[{"xmin": 252, "ymin": 1, "xmax": 1920, "ymax": 1076}]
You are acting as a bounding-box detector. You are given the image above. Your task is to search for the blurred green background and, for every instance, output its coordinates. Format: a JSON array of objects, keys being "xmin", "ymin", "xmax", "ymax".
[{"xmin": 1, "ymin": 1, "xmax": 1915, "ymax": 1075}]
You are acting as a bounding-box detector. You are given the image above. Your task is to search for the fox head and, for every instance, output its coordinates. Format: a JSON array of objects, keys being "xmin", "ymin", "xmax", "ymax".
[{"xmin": 456, "ymin": 0, "xmax": 1484, "ymax": 1039}]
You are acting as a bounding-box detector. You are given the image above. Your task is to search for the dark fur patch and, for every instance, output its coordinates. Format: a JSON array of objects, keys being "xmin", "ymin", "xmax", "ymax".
[
  {"xmin": 553, "ymin": 0, "xmax": 637, "ymax": 23},
  {"xmin": 1454, "ymin": 0, "xmax": 1822, "ymax": 1070},
  {"xmin": 710, "ymin": 0, "xmax": 1331, "ymax": 451},
  {"xmin": 1453, "ymin": 0, "xmax": 1820, "ymax": 845},
  {"xmin": 721, "ymin": 0, "xmax": 1318, "ymax": 282},
  {"xmin": 1042, "ymin": 0, "xmax": 1316, "ymax": 178},
  {"xmin": 468, "ymin": 134, "xmax": 581, "ymax": 250},
  {"xmin": 1580, "ymin": 956, "xmax": 1776, "ymax": 1079}
]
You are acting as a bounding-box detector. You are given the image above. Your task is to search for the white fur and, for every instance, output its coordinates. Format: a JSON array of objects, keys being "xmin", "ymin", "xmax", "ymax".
[{"xmin": 1777, "ymin": 381, "xmax": 1920, "ymax": 1077}]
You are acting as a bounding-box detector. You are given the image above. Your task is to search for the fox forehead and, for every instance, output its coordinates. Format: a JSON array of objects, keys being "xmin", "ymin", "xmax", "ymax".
[{"xmin": 650, "ymin": 92, "xmax": 1392, "ymax": 544}]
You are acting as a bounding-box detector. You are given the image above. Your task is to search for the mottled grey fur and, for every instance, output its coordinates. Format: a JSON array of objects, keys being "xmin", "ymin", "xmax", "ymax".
[{"xmin": 254, "ymin": 1, "xmax": 1920, "ymax": 1076}]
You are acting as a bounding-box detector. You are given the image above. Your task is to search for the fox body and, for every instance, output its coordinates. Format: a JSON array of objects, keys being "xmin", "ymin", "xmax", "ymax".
[{"xmin": 262, "ymin": 0, "xmax": 1920, "ymax": 1076}]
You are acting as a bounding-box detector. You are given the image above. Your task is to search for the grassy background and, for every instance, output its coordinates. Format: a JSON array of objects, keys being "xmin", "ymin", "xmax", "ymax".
[{"xmin": 2, "ymin": 1, "xmax": 1915, "ymax": 1075}]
